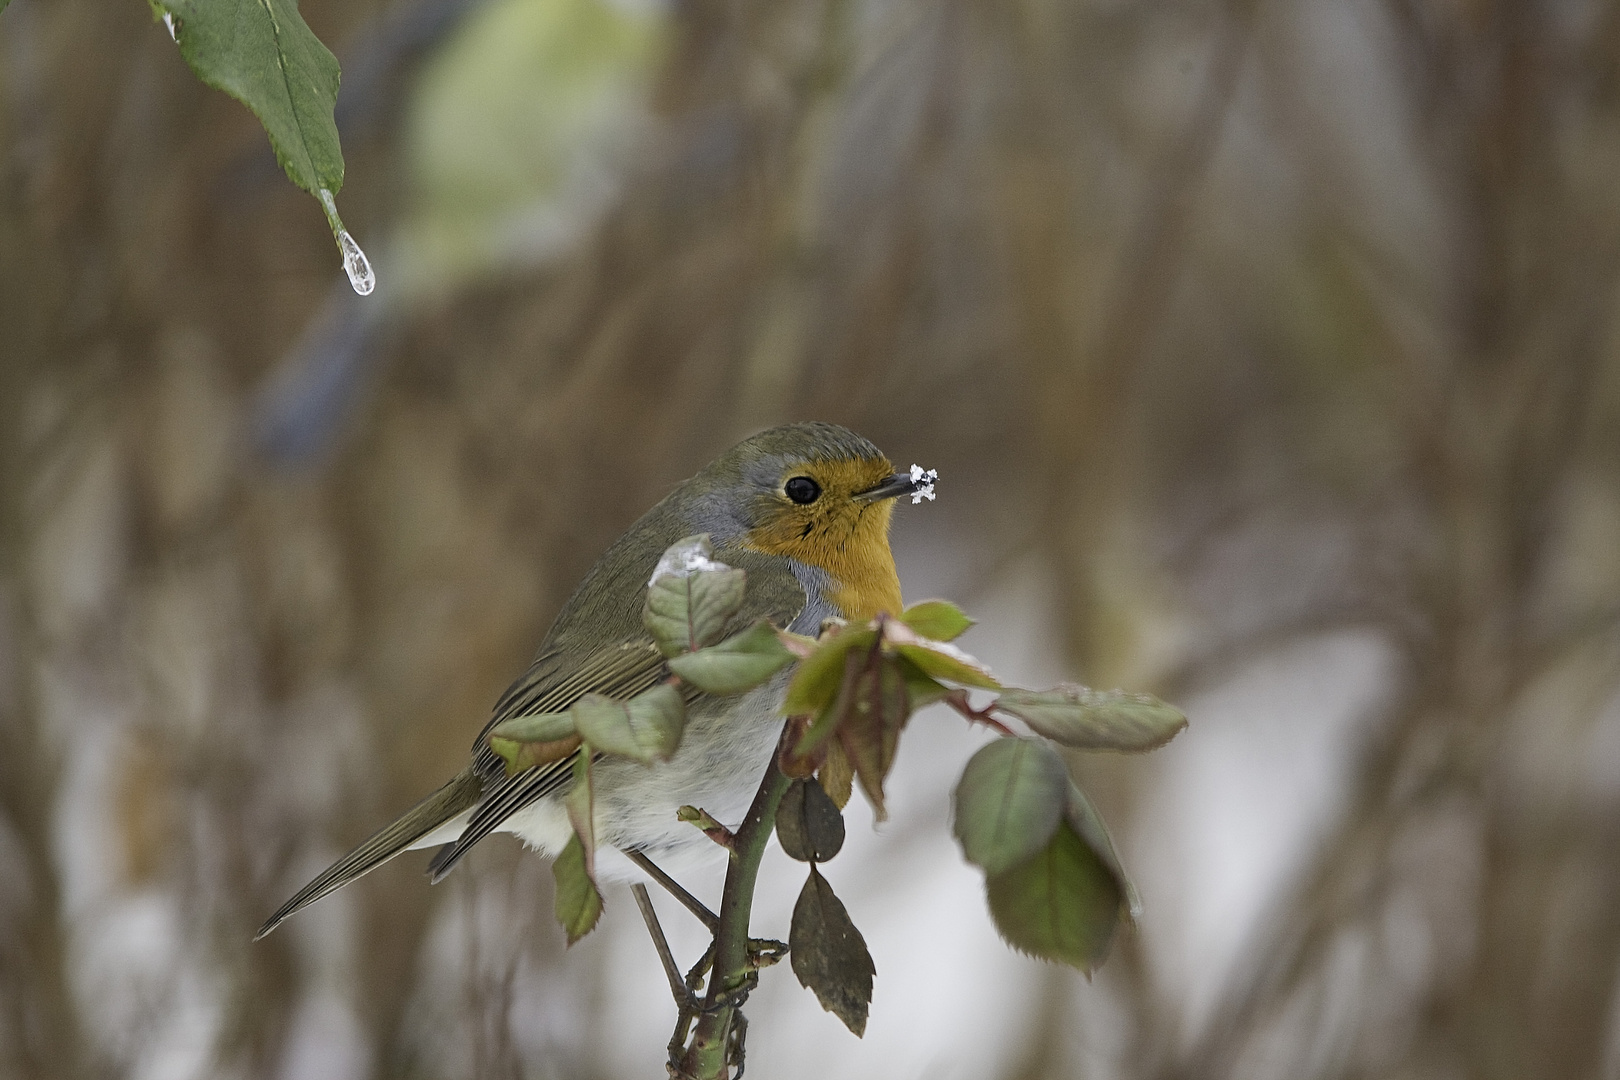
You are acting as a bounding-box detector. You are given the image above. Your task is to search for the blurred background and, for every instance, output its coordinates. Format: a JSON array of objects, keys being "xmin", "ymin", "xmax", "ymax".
[{"xmin": 6, "ymin": 0, "xmax": 1620, "ymax": 1077}]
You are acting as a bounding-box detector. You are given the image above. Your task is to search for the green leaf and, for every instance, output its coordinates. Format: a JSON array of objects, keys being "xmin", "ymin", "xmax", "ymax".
[
  {"xmin": 487, "ymin": 712, "xmax": 580, "ymax": 775},
  {"xmin": 898, "ymin": 600, "xmax": 974, "ymax": 641},
  {"xmin": 565, "ymin": 750, "xmax": 595, "ymax": 878},
  {"xmin": 995, "ymin": 685, "xmax": 1186, "ymax": 752},
  {"xmin": 782, "ymin": 627, "xmax": 879, "ymax": 716},
  {"xmin": 552, "ymin": 832, "xmax": 603, "ymax": 945},
  {"xmin": 776, "ymin": 778, "xmax": 846, "ymax": 862},
  {"xmin": 893, "ymin": 641, "xmax": 1000, "ymax": 689},
  {"xmin": 895, "ymin": 655, "xmax": 952, "ymax": 709},
  {"xmin": 985, "ymin": 820, "xmax": 1122, "ymax": 972},
  {"xmin": 953, "ymin": 738, "xmax": 1069, "ymax": 877},
  {"xmin": 1064, "ymin": 780, "xmax": 1141, "ymax": 919},
  {"xmin": 789, "ymin": 866, "xmax": 876, "ymax": 1036},
  {"xmin": 489, "ymin": 712, "xmax": 575, "ymax": 744},
  {"xmin": 667, "ymin": 620, "xmax": 795, "ymax": 694},
  {"xmin": 643, "ymin": 536, "xmax": 747, "ymax": 656},
  {"xmin": 161, "ymin": 0, "xmax": 344, "ymax": 197},
  {"xmin": 791, "ymin": 645, "xmax": 867, "ymax": 759},
  {"xmin": 571, "ymin": 686, "xmax": 684, "ymax": 764}
]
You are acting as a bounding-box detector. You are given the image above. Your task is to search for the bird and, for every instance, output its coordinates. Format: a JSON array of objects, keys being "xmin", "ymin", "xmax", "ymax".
[{"xmin": 257, "ymin": 421, "xmax": 929, "ymax": 939}]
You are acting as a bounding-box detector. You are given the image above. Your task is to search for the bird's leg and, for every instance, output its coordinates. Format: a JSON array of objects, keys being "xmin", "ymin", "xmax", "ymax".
[
  {"xmin": 626, "ymin": 868, "xmax": 758, "ymax": 1076},
  {"xmin": 629, "ymin": 851, "xmax": 785, "ymax": 974},
  {"xmin": 631, "ymin": 836, "xmax": 783, "ymax": 1079},
  {"xmin": 633, "ymin": 884, "xmax": 701, "ymax": 1007},
  {"xmin": 628, "ymin": 850, "xmax": 718, "ymax": 932},
  {"xmin": 726, "ymin": 1010, "xmax": 749, "ymax": 1079},
  {"xmin": 632, "ymin": 884, "xmax": 709, "ymax": 1078},
  {"xmin": 747, "ymin": 938, "xmax": 787, "ymax": 969}
]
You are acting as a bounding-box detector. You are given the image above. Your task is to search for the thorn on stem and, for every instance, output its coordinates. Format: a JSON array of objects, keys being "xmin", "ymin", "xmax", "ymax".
[{"xmin": 944, "ymin": 689, "xmax": 1016, "ymax": 736}]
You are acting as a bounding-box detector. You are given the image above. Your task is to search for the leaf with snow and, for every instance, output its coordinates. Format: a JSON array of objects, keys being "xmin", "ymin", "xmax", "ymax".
[
  {"xmin": 643, "ymin": 536, "xmax": 746, "ymax": 656},
  {"xmin": 893, "ymin": 640, "xmax": 1000, "ymax": 690}
]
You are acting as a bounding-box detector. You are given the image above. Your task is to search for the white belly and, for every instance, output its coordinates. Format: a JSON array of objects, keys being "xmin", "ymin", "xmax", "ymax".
[{"xmin": 459, "ymin": 675, "xmax": 789, "ymax": 883}]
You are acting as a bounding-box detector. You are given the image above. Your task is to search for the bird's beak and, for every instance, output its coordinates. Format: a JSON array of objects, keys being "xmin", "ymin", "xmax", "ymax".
[{"xmin": 854, "ymin": 472, "xmax": 923, "ymax": 503}]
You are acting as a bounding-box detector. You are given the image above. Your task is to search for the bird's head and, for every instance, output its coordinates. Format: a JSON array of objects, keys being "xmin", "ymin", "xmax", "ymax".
[{"xmin": 687, "ymin": 422, "xmax": 932, "ymax": 623}]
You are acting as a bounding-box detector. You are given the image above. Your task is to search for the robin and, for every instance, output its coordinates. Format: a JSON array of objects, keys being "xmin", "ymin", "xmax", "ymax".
[{"xmin": 257, "ymin": 421, "xmax": 932, "ymax": 938}]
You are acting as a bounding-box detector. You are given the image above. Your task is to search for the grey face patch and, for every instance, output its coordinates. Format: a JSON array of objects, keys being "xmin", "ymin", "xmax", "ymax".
[
  {"xmin": 684, "ymin": 488, "xmax": 750, "ymax": 545},
  {"xmin": 737, "ymin": 453, "xmax": 804, "ymax": 531},
  {"xmin": 743, "ymin": 453, "xmax": 797, "ymax": 494},
  {"xmin": 785, "ymin": 559, "xmax": 838, "ymax": 633}
]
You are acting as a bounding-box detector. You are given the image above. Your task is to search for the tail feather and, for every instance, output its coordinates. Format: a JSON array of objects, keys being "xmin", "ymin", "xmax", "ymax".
[{"xmin": 256, "ymin": 771, "xmax": 483, "ymax": 940}]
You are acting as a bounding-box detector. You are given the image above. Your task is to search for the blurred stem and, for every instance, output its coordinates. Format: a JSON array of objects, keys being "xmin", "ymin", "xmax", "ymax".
[
  {"xmin": 0, "ymin": 44, "xmax": 88, "ymax": 1080},
  {"xmin": 0, "ymin": 179, "xmax": 86, "ymax": 1080},
  {"xmin": 1008, "ymin": 0, "xmax": 1257, "ymax": 678},
  {"xmin": 678, "ymin": 745, "xmax": 792, "ymax": 1080}
]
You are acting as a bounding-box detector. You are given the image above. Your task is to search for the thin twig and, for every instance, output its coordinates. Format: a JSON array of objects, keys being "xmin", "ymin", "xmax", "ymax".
[
  {"xmin": 634, "ymin": 883, "xmax": 696, "ymax": 1008},
  {"xmin": 628, "ymin": 850, "xmax": 719, "ymax": 932}
]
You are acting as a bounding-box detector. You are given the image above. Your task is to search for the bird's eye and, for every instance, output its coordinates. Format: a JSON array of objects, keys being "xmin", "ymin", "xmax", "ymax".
[{"xmin": 784, "ymin": 476, "xmax": 821, "ymax": 504}]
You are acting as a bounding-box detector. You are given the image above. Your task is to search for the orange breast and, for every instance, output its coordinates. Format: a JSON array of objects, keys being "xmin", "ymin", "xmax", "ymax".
[{"xmin": 740, "ymin": 460, "xmax": 905, "ymax": 622}]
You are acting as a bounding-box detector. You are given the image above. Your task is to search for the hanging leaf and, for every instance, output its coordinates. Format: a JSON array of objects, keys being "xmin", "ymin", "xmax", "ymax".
[
  {"xmin": 836, "ymin": 651, "xmax": 911, "ymax": 819},
  {"xmin": 667, "ymin": 620, "xmax": 796, "ymax": 694},
  {"xmin": 789, "ymin": 866, "xmax": 876, "ymax": 1036},
  {"xmin": 552, "ymin": 832, "xmax": 604, "ymax": 945},
  {"xmin": 952, "ymin": 738, "xmax": 1069, "ymax": 877},
  {"xmin": 159, "ymin": 0, "xmax": 344, "ymax": 197},
  {"xmin": 571, "ymin": 686, "xmax": 684, "ymax": 764},
  {"xmin": 487, "ymin": 712, "xmax": 580, "ymax": 775},
  {"xmin": 816, "ymin": 742, "xmax": 855, "ymax": 809},
  {"xmin": 995, "ymin": 685, "xmax": 1186, "ymax": 752},
  {"xmin": 643, "ymin": 536, "xmax": 746, "ymax": 657},
  {"xmin": 776, "ymin": 713, "xmax": 822, "ymax": 779},
  {"xmin": 897, "ymin": 600, "xmax": 975, "ymax": 641},
  {"xmin": 776, "ymin": 778, "xmax": 846, "ymax": 862},
  {"xmin": 984, "ymin": 821, "xmax": 1122, "ymax": 972},
  {"xmin": 1064, "ymin": 780, "xmax": 1141, "ymax": 919}
]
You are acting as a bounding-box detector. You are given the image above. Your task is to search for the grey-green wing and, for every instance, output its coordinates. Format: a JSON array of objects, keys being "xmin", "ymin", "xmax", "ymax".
[{"xmin": 426, "ymin": 550, "xmax": 807, "ymax": 881}]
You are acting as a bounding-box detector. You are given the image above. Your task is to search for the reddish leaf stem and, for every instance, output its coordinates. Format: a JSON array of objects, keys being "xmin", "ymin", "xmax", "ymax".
[{"xmin": 945, "ymin": 689, "xmax": 1017, "ymax": 736}]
